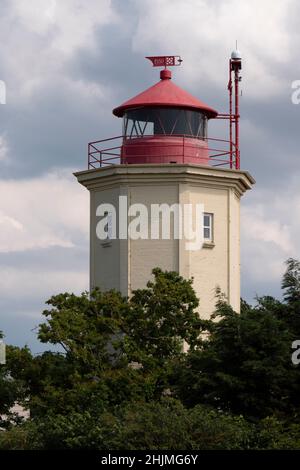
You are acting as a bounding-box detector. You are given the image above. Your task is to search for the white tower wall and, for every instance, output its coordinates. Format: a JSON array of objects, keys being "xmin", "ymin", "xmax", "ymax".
[{"xmin": 76, "ymin": 164, "xmax": 254, "ymax": 318}]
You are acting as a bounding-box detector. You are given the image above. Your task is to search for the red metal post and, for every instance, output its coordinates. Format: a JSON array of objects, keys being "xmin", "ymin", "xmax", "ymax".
[
  {"xmin": 230, "ymin": 54, "xmax": 242, "ymax": 170},
  {"xmin": 234, "ymin": 67, "xmax": 240, "ymax": 170},
  {"xmin": 228, "ymin": 60, "xmax": 233, "ymax": 169}
]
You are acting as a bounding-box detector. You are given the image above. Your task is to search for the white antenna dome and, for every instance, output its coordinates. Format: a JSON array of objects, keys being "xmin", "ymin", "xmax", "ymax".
[{"xmin": 231, "ymin": 50, "xmax": 242, "ymax": 60}]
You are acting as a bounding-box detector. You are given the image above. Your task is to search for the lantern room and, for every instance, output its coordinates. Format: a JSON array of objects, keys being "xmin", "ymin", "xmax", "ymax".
[
  {"xmin": 113, "ymin": 67, "xmax": 218, "ymax": 165},
  {"xmin": 88, "ymin": 54, "xmax": 242, "ymax": 170}
]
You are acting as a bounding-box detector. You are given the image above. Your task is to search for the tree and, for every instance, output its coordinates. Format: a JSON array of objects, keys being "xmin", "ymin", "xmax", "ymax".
[
  {"xmin": 0, "ymin": 398, "xmax": 255, "ymax": 450},
  {"xmin": 282, "ymin": 258, "xmax": 300, "ymax": 304},
  {"xmin": 172, "ymin": 288, "xmax": 300, "ymax": 420},
  {"xmin": 2, "ymin": 261, "xmax": 300, "ymax": 449},
  {"xmin": 14, "ymin": 269, "xmax": 201, "ymax": 418},
  {"xmin": 0, "ymin": 342, "xmax": 32, "ymax": 427}
]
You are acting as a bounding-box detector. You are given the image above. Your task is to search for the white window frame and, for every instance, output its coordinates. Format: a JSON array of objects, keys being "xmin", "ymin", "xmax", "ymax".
[{"xmin": 203, "ymin": 213, "xmax": 213, "ymax": 242}]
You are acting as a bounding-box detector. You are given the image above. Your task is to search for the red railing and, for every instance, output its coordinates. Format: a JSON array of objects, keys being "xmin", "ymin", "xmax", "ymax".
[{"xmin": 88, "ymin": 135, "xmax": 237, "ymax": 170}]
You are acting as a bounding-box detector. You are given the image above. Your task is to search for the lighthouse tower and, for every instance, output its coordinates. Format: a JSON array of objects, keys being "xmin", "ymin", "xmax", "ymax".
[{"xmin": 75, "ymin": 54, "xmax": 254, "ymax": 317}]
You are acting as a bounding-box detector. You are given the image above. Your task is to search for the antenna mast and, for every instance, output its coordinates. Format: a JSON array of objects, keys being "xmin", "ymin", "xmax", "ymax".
[{"xmin": 230, "ymin": 49, "xmax": 242, "ymax": 169}]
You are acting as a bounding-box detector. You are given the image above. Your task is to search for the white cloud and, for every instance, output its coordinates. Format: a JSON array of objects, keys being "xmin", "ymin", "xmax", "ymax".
[
  {"xmin": 0, "ymin": 266, "xmax": 88, "ymax": 304},
  {"xmin": 0, "ymin": 0, "xmax": 118, "ymax": 104},
  {"xmin": 132, "ymin": 0, "xmax": 295, "ymax": 99},
  {"xmin": 0, "ymin": 0, "xmax": 299, "ymax": 344},
  {"xmin": 11, "ymin": 0, "xmax": 57, "ymax": 35},
  {"xmin": 0, "ymin": 169, "xmax": 88, "ymax": 253},
  {"xmin": 10, "ymin": 0, "xmax": 117, "ymax": 54},
  {"xmin": 242, "ymin": 205, "xmax": 293, "ymax": 253},
  {"xmin": 0, "ymin": 212, "xmax": 23, "ymax": 231},
  {"xmin": 0, "ymin": 169, "xmax": 89, "ymax": 328},
  {"xmin": 241, "ymin": 177, "xmax": 300, "ymax": 282}
]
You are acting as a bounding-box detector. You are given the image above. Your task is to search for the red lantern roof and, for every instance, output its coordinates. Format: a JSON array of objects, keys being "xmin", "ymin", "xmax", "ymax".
[{"xmin": 113, "ymin": 69, "xmax": 218, "ymax": 119}]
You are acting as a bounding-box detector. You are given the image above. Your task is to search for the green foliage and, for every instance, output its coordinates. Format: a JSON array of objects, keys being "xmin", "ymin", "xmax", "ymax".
[
  {"xmin": 126, "ymin": 268, "xmax": 200, "ymax": 367},
  {"xmin": 282, "ymin": 258, "xmax": 300, "ymax": 303},
  {"xmin": 173, "ymin": 294, "xmax": 298, "ymax": 419},
  {"xmin": 2, "ymin": 261, "xmax": 300, "ymax": 449},
  {"xmin": 0, "ymin": 399, "xmax": 254, "ymax": 450},
  {"xmin": 29, "ymin": 269, "xmax": 201, "ymax": 414},
  {"xmin": 3, "ymin": 403, "xmax": 300, "ymax": 450},
  {"xmin": 254, "ymin": 417, "xmax": 300, "ymax": 449},
  {"xmin": 0, "ymin": 345, "xmax": 32, "ymax": 427},
  {"xmin": 173, "ymin": 259, "xmax": 300, "ymax": 421},
  {"xmin": 107, "ymin": 399, "xmax": 253, "ymax": 451},
  {"xmin": 38, "ymin": 289, "xmax": 128, "ymax": 371}
]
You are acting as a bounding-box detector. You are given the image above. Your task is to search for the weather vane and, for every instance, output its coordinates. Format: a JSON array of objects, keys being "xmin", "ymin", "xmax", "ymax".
[{"xmin": 145, "ymin": 55, "xmax": 183, "ymax": 68}]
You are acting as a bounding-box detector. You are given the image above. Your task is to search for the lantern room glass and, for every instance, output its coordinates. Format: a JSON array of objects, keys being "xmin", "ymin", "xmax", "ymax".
[{"xmin": 123, "ymin": 107, "xmax": 207, "ymax": 139}]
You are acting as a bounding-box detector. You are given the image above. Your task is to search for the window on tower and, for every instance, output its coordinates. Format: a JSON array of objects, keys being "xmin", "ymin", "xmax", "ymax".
[
  {"xmin": 203, "ymin": 213, "xmax": 213, "ymax": 242},
  {"xmin": 123, "ymin": 107, "xmax": 207, "ymax": 139}
]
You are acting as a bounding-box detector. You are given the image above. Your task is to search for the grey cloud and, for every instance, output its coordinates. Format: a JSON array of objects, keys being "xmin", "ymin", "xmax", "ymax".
[{"xmin": 0, "ymin": 0, "xmax": 299, "ymax": 350}]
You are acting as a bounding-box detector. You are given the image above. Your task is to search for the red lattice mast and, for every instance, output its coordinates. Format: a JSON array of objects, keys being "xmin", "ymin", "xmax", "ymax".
[{"xmin": 217, "ymin": 50, "xmax": 242, "ymax": 169}]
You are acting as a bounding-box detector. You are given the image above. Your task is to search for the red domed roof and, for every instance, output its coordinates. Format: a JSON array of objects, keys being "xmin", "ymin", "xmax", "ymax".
[{"xmin": 113, "ymin": 70, "xmax": 218, "ymax": 119}]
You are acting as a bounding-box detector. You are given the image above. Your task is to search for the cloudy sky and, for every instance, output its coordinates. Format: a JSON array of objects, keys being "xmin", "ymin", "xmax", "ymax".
[{"xmin": 0, "ymin": 0, "xmax": 300, "ymax": 351}]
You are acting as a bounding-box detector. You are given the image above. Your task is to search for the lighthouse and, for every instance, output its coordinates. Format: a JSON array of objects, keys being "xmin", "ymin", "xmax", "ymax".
[{"xmin": 75, "ymin": 54, "xmax": 254, "ymax": 318}]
